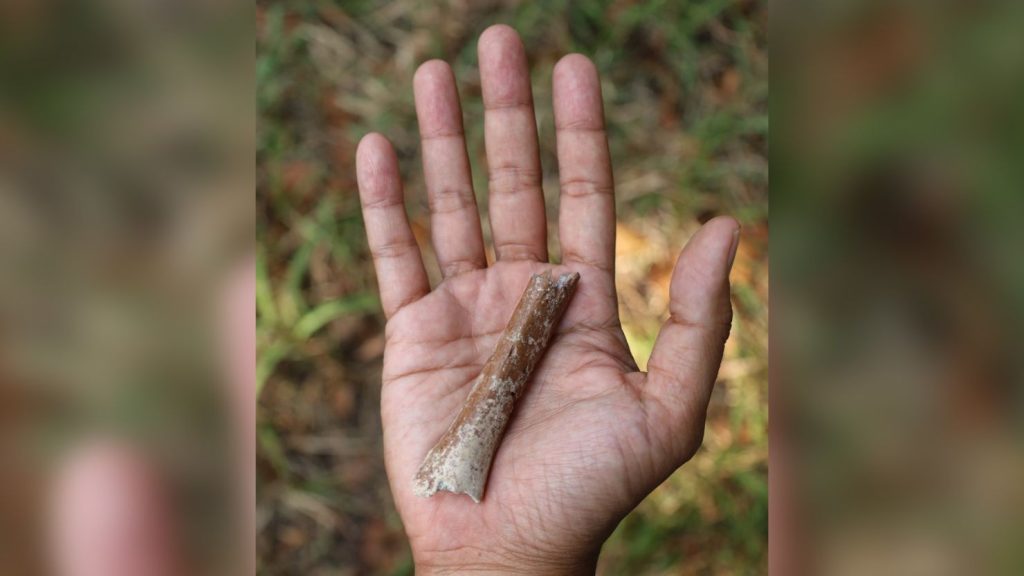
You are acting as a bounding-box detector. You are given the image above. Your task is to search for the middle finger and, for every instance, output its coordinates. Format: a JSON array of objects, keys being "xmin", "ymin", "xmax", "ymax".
[{"xmin": 478, "ymin": 25, "xmax": 548, "ymax": 263}]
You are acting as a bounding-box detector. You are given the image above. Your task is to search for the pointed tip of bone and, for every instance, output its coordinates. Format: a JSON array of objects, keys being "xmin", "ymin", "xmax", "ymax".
[
  {"xmin": 556, "ymin": 271, "xmax": 580, "ymax": 288},
  {"xmin": 531, "ymin": 270, "xmax": 580, "ymax": 288}
]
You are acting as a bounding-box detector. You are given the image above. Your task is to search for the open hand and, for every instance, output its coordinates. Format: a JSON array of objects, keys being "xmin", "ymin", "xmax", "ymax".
[{"xmin": 356, "ymin": 25, "xmax": 738, "ymax": 575}]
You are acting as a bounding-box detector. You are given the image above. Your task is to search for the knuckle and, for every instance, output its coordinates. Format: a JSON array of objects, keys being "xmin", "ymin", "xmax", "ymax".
[
  {"xmin": 441, "ymin": 258, "xmax": 483, "ymax": 277},
  {"xmin": 496, "ymin": 241, "xmax": 543, "ymax": 261},
  {"xmin": 428, "ymin": 186, "xmax": 476, "ymax": 215},
  {"xmin": 488, "ymin": 165, "xmax": 542, "ymax": 197},
  {"xmin": 559, "ymin": 177, "xmax": 613, "ymax": 199},
  {"xmin": 361, "ymin": 194, "xmax": 404, "ymax": 211},
  {"xmin": 371, "ymin": 238, "xmax": 419, "ymax": 259}
]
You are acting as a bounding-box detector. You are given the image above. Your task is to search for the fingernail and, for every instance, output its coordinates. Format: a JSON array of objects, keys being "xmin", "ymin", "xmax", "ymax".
[{"xmin": 727, "ymin": 226, "xmax": 741, "ymax": 270}]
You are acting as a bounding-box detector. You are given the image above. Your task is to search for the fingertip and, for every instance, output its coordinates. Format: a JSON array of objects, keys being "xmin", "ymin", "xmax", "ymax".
[
  {"xmin": 478, "ymin": 25, "xmax": 531, "ymax": 107},
  {"xmin": 356, "ymin": 134, "xmax": 403, "ymax": 211},
  {"xmin": 478, "ymin": 24, "xmax": 522, "ymax": 53},
  {"xmin": 667, "ymin": 215, "xmax": 740, "ymax": 324},
  {"xmin": 413, "ymin": 59, "xmax": 453, "ymax": 92},
  {"xmin": 688, "ymin": 216, "xmax": 740, "ymax": 263},
  {"xmin": 705, "ymin": 215, "xmax": 741, "ymax": 237},
  {"xmin": 413, "ymin": 60, "xmax": 464, "ymax": 138},
  {"xmin": 704, "ymin": 215, "xmax": 741, "ymax": 270},
  {"xmin": 356, "ymin": 132, "xmax": 397, "ymax": 183},
  {"xmin": 553, "ymin": 53, "xmax": 604, "ymax": 130},
  {"xmin": 553, "ymin": 53, "xmax": 598, "ymax": 84},
  {"xmin": 357, "ymin": 131, "xmax": 392, "ymax": 161}
]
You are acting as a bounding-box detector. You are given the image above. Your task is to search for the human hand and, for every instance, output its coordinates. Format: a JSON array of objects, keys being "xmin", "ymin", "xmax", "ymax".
[{"xmin": 356, "ymin": 25, "xmax": 739, "ymax": 575}]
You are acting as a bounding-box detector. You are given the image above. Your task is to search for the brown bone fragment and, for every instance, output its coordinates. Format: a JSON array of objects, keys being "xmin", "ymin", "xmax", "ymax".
[{"xmin": 412, "ymin": 271, "xmax": 580, "ymax": 502}]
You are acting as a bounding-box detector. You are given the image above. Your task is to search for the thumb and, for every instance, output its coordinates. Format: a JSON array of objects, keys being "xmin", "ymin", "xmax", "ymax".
[{"xmin": 644, "ymin": 216, "xmax": 738, "ymax": 462}]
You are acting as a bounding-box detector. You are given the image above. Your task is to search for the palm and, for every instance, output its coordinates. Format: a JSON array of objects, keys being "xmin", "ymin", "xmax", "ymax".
[
  {"xmin": 357, "ymin": 25, "xmax": 738, "ymax": 573},
  {"xmin": 382, "ymin": 261, "xmax": 648, "ymax": 558}
]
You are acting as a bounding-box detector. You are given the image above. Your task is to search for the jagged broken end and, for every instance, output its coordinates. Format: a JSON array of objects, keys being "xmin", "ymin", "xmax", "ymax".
[
  {"xmin": 412, "ymin": 474, "xmax": 483, "ymax": 504},
  {"xmin": 413, "ymin": 457, "xmax": 485, "ymax": 503}
]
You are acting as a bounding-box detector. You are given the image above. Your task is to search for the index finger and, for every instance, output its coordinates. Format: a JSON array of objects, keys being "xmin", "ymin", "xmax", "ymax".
[{"xmin": 356, "ymin": 133, "xmax": 430, "ymax": 319}]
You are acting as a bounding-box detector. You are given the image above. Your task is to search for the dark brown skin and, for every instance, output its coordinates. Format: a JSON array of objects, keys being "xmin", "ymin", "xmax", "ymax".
[{"xmin": 357, "ymin": 25, "xmax": 739, "ymax": 575}]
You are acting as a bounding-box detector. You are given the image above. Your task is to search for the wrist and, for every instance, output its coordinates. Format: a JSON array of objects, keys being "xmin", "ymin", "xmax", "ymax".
[
  {"xmin": 414, "ymin": 562, "xmax": 596, "ymax": 576},
  {"xmin": 413, "ymin": 547, "xmax": 598, "ymax": 576}
]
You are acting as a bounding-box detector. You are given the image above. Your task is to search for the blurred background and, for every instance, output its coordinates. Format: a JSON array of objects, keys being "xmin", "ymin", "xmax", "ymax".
[
  {"xmin": 773, "ymin": 1, "xmax": 1024, "ymax": 574},
  {"xmin": 0, "ymin": 0, "xmax": 251, "ymax": 574},
  {"xmin": 256, "ymin": 0, "xmax": 768, "ymax": 574},
  {"xmin": 9, "ymin": 0, "xmax": 1024, "ymax": 574}
]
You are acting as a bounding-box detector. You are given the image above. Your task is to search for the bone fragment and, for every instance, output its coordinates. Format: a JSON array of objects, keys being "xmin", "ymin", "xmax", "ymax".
[{"xmin": 412, "ymin": 271, "xmax": 580, "ymax": 502}]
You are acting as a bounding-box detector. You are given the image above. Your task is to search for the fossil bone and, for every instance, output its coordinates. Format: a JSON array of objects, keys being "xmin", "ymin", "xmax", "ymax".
[{"xmin": 412, "ymin": 271, "xmax": 580, "ymax": 502}]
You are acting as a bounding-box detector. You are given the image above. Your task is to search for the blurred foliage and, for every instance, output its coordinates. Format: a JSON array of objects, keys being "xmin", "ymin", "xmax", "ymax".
[
  {"xmin": 256, "ymin": 0, "xmax": 767, "ymax": 574},
  {"xmin": 773, "ymin": 2, "xmax": 1024, "ymax": 574},
  {"xmin": 0, "ymin": 0, "xmax": 250, "ymax": 573}
]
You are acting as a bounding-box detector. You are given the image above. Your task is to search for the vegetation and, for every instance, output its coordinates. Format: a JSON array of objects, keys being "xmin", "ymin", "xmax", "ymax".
[{"xmin": 256, "ymin": 1, "xmax": 767, "ymax": 573}]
